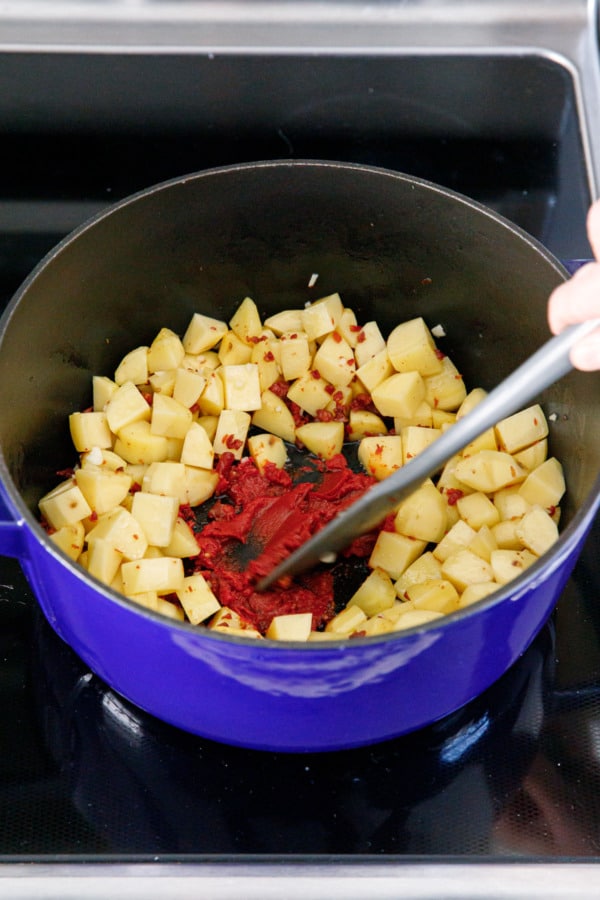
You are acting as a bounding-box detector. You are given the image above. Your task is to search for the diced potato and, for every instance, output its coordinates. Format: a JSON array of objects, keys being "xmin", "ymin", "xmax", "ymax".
[
  {"xmin": 229, "ymin": 296, "xmax": 263, "ymax": 344},
  {"xmin": 513, "ymin": 438, "xmax": 548, "ymax": 471},
  {"xmin": 86, "ymin": 506, "xmax": 148, "ymax": 560},
  {"xmin": 197, "ymin": 370, "xmax": 225, "ymax": 416},
  {"xmin": 355, "ymin": 349, "xmax": 394, "ymax": 394},
  {"xmin": 456, "ymin": 387, "xmax": 488, "ymax": 419},
  {"xmin": 459, "ymin": 582, "xmax": 498, "ymax": 608},
  {"xmin": 252, "ymin": 389, "xmax": 297, "ymax": 444},
  {"xmin": 369, "ymin": 531, "xmax": 427, "ymax": 580},
  {"xmin": 433, "ymin": 519, "xmax": 477, "ymax": 563},
  {"xmin": 172, "ymin": 368, "xmax": 207, "ymax": 409},
  {"xmin": 142, "ymin": 460, "xmax": 187, "ymax": 502},
  {"xmin": 325, "ymin": 604, "xmax": 368, "ymax": 635},
  {"xmin": 371, "ymin": 371, "xmax": 426, "ymax": 419},
  {"xmin": 176, "ymin": 574, "xmax": 221, "ymax": 625},
  {"xmin": 247, "ymin": 433, "xmax": 288, "ymax": 472},
  {"xmin": 264, "ymin": 308, "xmax": 304, "ymax": 335},
  {"xmin": 392, "ymin": 608, "xmax": 444, "ymax": 630},
  {"xmin": 92, "ymin": 375, "xmax": 118, "ymax": 412},
  {"xmin": 74, "ymin": 464, "xmax": 132, "ymax": 515},
  {"xmin": 218, "ymin": 330, "xmax": 253, "ymax": 366},
  {"xmin": 348, "ymin": 567, "xmax": 396, "ymax": 617},
  {"xmin": 338, "ymin": 306, "xmax": 359, "ymax": 347},
  {"xmin": 423, "ymin": 355, "xmax": 467, "ymax": 411},
  {"xmin": 354, "ymin": 320, "xmax": 386, "ymax": 367},
  {"xmin": 360, "ymin": 614, "xmax": 397, "ymax": 636},
  {"xmin": 301, "ymin": 292, "xmax": 343, "ymax": 341},
  {"xmin": 394, "ymin": 401, "xmax": 434, "ymax": 431},
  {"xmin": 80, "ymin": 448, "xmax": 127, "ymax": 471},
  {"xmin": 147, "ymin": 327, "xmax": 185, "ymax": 373},
  {"xmin": 155, "ymin": 598, "xmax": 185, "ymax": 621},
  {"xmin": 86, "ymin": 538, "xmax": 123, "ymax": 586},
  {"xmin": 491, "ymin": 518, "xmax": 524, "ymax": 550},
  {"xmin": 455, "ymin": 491, "xmax": 500, "ymax": 530},
  {"xmin": 279, "ymin": 331, "xmax": 312, "ymax": 381},
  {"xmin": 183, "ymin": 312, "xmax": 228, "ymax": 354},
  {"xmin": 394, "ymin": 480, "xmax": 448, "ymax": 543},
  {"xmin": 401, "ymin": 425, "xmax": 441, "ymax": 463},
  {"xmin": 114, "ymin": 420, "xmax": 170, "ymax": 465},
  {"xmin": 114, "ymin": 345, "xmax": 149, "ymax": 386},
  {"xmin": 183, "ymin": 466, "xmax": 219, "ymax": 506},
  {"xmin": 493, "ymin": 486, "xmax": 532, "ymax": 521},
  {"xmin": 515, "ymin": 506, "xmax": 559, "ymax": 556},
  {"xmin": 49, "ymin": 521, "xmax": 85, "ymax": 561},
  {"xmin": 518, "ymin": 457, "xmax": 566, "ymax": 509},
  {"xmin": 180, "ymin": 421, "xmax": 215, "ymax": 470},
  {"xmin": 213, "ymin": 409, "xmax": 251, "ymax": 459},
  {"xmin": 405, "ymin": 579, "xmax": 460, "ymax": 614},
  {"xmin": 195, "ymin": 415, "xmax": 219, "ymax": 442},
  {"xmin": 386, "ymin": 317, "xmax": 443, "ymax": 376},
  {"xmin": 495, "ymin": 404, "xmax": 548, "ymax": 454},
  {"xmin": 431, "ymin": 409, "xmax": 456, "ymax": 428},
  {"xmin": 437, "ymin": 454, "xmax": 474, "ymax": 495},
  {"xmin": 287, "ymin": 372, "xmax": 333, "ymax": 417},
  {"xmin": 220, "ymin": 363, "xmax": 262, "ymax": 411},
  {"xmin": 105, "ymin": 381, "xmax": 152, "ymax": 434},
  {"xmin": 121, "ymin": 556, "xmax": 185, "ymax": 595},
  {"xmin": 490, "ymin": 548, "xmax": 537, "ymax": 584},
  {"xmin": 69, "ymin": 411, "xmax": 113, "ymax": 453},
  {"xmin": 461, "ymin": 428, "xmax": 498, "ymax": 458},
  {"xmin": 126, "ymin": 590, "xmax": 159, "ymax": 612},
  {"xmin": 394, "ymin": 551, "xmax": 443, "ymax": 597},
  {"xmin": 441, "ymin": 549, "xmax": 495, "ymax": 592},
  {"xmin": 251, "ymin": 338, "xmax": 281, "ymax": 391},
  {"xmin": 347, "ymin": 410, "xmax": 388, "ymax": 441},
  {"xmin": 357, "ymin": 435, "xmax": 403, "ymax": 480},
  {"xmin": 468, "ymin": 524, "xmax": 498, "ymax": 562},
  {"xmin": 208, "ymin": 606, "xmax": 262, "ymax": 638},
  {"xmin": 149, "ymin": 369, "xmax": 176, "ymax": 397},
  {"xmin": 150, "ymin": 393, "xmax": 193, "ymax": 439},
  {"xmin": 453, "ymin": 450, "xmax": 526, "ymax": 493},
  {"xmin": 295, "ymin": 421, "xmax": 344, "ymax": 460},
  {"xmin": 267, "ymin": 612, "xmax": 313, "ymax": 641},
  {"xmin": 165, "ymin": 517, "xmax": 200, "ymax": 558},
  {"xmin": 312, "ymin": 332, "xmax": 356, "ymax": 387},
  {"xmin": 39, "ymin": 479, "xmax": 93, "ymax": 529}
]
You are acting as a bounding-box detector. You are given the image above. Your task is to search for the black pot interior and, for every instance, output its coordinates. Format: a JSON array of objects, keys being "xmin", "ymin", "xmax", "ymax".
[{"xmin": 0, "ymin": 161, "xmax": 597, "ymax": 527}]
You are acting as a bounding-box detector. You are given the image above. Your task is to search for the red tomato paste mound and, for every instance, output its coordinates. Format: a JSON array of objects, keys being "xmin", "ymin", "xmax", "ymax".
[{"xmin": 185, "ymin": 452, "xmax": 377, "ymax": 634}]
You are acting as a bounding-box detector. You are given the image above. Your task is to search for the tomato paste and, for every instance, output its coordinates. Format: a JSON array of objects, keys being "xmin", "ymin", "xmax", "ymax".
[{"xmin": 185, "ymin": 453, "xmax": 377, "ymax": 633}]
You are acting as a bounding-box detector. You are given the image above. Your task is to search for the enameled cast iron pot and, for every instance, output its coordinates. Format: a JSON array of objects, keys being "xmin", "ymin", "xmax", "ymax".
[{"xmin": 0, "ymin": 161, "xmax": 598, "ymax": 752}]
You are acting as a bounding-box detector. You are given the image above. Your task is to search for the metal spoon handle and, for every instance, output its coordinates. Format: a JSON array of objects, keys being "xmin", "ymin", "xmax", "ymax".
[{"xmin": 257, "ymin": 318, "xmax": 600, "ymax": 590}]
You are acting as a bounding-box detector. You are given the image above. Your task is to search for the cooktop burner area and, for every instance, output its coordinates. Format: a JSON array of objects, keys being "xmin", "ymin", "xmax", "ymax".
[{"xmin": 0, "ymin": 34, "xmax": 599, "ymax": 891}]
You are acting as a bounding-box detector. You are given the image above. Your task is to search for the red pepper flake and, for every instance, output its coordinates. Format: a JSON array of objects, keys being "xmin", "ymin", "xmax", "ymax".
[
  {"xmin": 454, "ymin": 374, "xmax": 463, "ymax": 380},
  {"xmin": 324, "ymin": 384, "xmax": 335, "ymax": 395},
  {"xmin": 548, "ymin": 505, "xmax": 557, "ymax": 516},
  {"xmin": 264, "ymin": 350, "xmax": 275, "ymax": 362},
  {"xmin": 90, "ymin": 510, "xmax": 98, "ymax": 521},
  {"xmin": 270, "ymin": 380, "xmax": 289, "ymax": 398},
  {"xmin": 421, "ymin": 276, "xmax": 432, "ymax": 286},
  {"xmin": 316, "ymin": 409, "xmax": 334, "ymax": 422},
  {"xmin": 434, "ymin": 348, "xmax": 445, "ymax": 360},
  {"xmin": 310, "ymin": 369, "xmax": 321, "ymax": 379},
  {"xmin": 346, "ymin": 357, "xmax": 355, "ymax": 366},
  {"xmin": 445, "ymin": 488, "xmax": 464, "ymax": 506},
  {"xmin": 374, "ymin": 443, "xmax": 384, "ymax": 456},
  {"xmin": 533, "ymin": 418, "xmax": 539, "ymax": 426},
  {"xmin": 349, "ymin": 324, "xmax": 362, "ymax": 333},
  {"xmin": 332, "ymin": 331, "xmax": 342, "ymax": 343},
  {"xmin": 224, "ymin": 433, "xmax": 243, "ymax": 451},
  {"xmin": 142, "ymin": 392, "xmax": 153, "ymax": 405},
  {"xmin": 356, "ymin": 330, "xmax": 366, "ymax": 343},
  {"xmin": 289, "ymin": 333, "xmax": 298, "ymax": 340},
  {"xmin": 130, "ymin": 482, "xmax": 142, "ymax": 493}
]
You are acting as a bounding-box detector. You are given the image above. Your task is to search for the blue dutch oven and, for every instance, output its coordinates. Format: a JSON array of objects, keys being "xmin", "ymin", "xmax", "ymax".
[{"xmin": 0, "ymin": 161, "xmax": 598, "ymax": 752}]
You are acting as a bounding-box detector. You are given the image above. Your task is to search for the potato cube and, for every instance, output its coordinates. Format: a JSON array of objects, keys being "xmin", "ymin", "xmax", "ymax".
[
  {"xmin": 347, "ymin": 410, "xmax": 388, "ymax": 441},
  {"xmin": 401, "ymin": 425, "xmax": 441, "ymax": 463},
  {"xmin": 180, "ymin": 421, "xmax": 215, "ymax": 470},
  {"xmin": 286, "ymin": 372, "xmax": 333, "ymax": 417},
  {"xmin": 183, "ymin": 466, "xmax": 219, "ymax": 506},
  {"xmin": 325, "ymin": 605, "xmax": 368, "ymax": 635},
  {"xmin": 490, "ymin": 548, "xmax": 537, "ymax": 584},
  {"xmin": 218, "ymin": 330, "xmax": 253, "ymax": 365},
  {"xmin": 92, "ymin": 375, "xmax": 118, "ymax": 412},
  {"xmin": 114, "ymin": 345, "xmax": 149, "ymax": 386},
  {"xmin": 441, "ymin": 549, "xmax": 495, "ymax": 591},
  {"xmin": 518, "ymin": 457, "xmax": 566, "ymax": 509},
  {"xmin": 431, "ymin": 408, "xmax": 456, "ymax": 429},
  {"xmin": 142, "ymin": 461, "xmax": 187, "ymax": 503},
  {"xmin": 121, "ymin": 556, "xmax": 185, "ymax": 595},
  {"xmin": 459, "ymin": 582, "xmax": 498, "ymax": 608},
  {"xmin": 149, "ymin": 369, "xmax": 176, "ymax": 397},
  {"xmin": 49, "ymin": 521, "xmax": 85, "ymax": 561},
  {"xmin": 433, "ymin": 519, "xmax": 477, "ymax": 563},
  {"xmin": 147, "ymin": 327, "xmax": 185, "ymax": 373},
  {"xmin": 301, "ymin": 292, "xmax": 343, "ymax": 341},
  {"xmin": 208, "ymin": 607, "xmax": 262, "ymax": 638},
  {"xmin": 86, "ymin": 538, "xmax": 124, "ymax": 586},
  {"xmin": 220, "ymin": 363, "xmax": 262, "ymax": 412},
  {"xmin": 267, "ymin": 612, "xmax": 313, "ymax": 641},
  {"xmin": 263, "ymin": 308, "xmax": 304, "ymax": 335},
  {"xmin": 405, "ymin": 579, "xmax": 460, "ymax": 614},
  {"xmin": 394, "ymin": 401, "xmax": 434, "ymax": 431},
  {"xmin": 355, "ymin": 349, "xmax": 394, "ymax": 394},
  {"xmin": 394, "ymin": 481, "xmax": 448, "ymax": 543},
  {"xmin": 279, "ymin": 331, "xmax": 312, "ymax": 381},
  {"xmin": 491, "ymin": 518, "xmax": 524, "ymax": 550},
  {"xmin": 386, "ymin": 317, "xmax": 443, "ymax": 376},
  {"xmin": 513, "ymin": 438, "xmax": 548, "ymax": 471},
  {"xmin": 461, "ymin": 428, "xmax": 498, "ymax": 458},
  {"xmin": 183, "ymin": 312, "xmax": 228, "ymax": 354},
  {"xmin": 515, "ymin": 506, "xmax": 559, "ymax": 556},
  {"xmin": 164, "ymin": 517, "xmax": 200, "ymax": 558},
  {"xmin": 150, "ymin": 393, "xmax": 193, "ymax": 439},
  {"xmin": 87, "ymin": 506, "xmax": 148, "ymax": 560},
  {"xmin": 105, "ymin": 382, "xmax": 151, "ymax": 434},
  {"xmin": 176, "ymin": 574, "xmax": 221, "ymax": 625},
  {"xmin": 197, "ymin": 371, "xmax": 225, "ymax": 416},
  {"xmin": 312, "ymin": 332, "xmax": 356, "ymax": 387},
  {"xmin": 372, "ymin": 371, "xmax": 426, "ymax": 419},
  {"xmin": 423, "ymin": 355, "xmax": 467, "ymax": 411},
  {"xmin": 247, "ymin": 433, "xmax": 288, "ymax": 472},
  {"xmin": 394, "ymin": 551, "xmax": 443, "ymax": 597},
  {"xmin": 493, "ymin": 486, "xmax": 531, "ymax": 521},
  {"xmin": 453, "ymin": 450, "xmax": 526, "ymax": 493},
  {"xmin": 467, "ymin": 524, "xmax": 498, "ymax": 562},
  {"xmin": 114, "ymin": 420, "xmax": 170, "ymax": 465},
  {"xmin": 348, "ymin": 567, "xmax": 396, "ymax": 617},
  {"xmin": 456, "ymin": 387, "xmax": 488, "ymax": 420},
  {"xmin": 369, "ymin": 530, "xmax": 427, "ymax": 580},
  {"xmin": 336, "ymin": 306, "xmax": 359, "ymax": 347},
  {"xmin": 392, "ymin": 609, "xmax": 444, "ymax": 630},
  {"xmin": 75, "ymin": 465, "xmax": 132, "ymax": 515},
  {"xmin": 252, "ymin": 389, "xmax": 297, "ymax": 444},
  {"xmin": 195, "ymin": 415, "xmax": 219, "ymax": 442},
  {"xmin": 456, "ymin": 492, "xmax": 500, "ymax": 530},
  {"xmin": 172, "ymin": 368, "xmax": 207, "ymax": 409},
  {"xmin": 295, "ymin": 421, "xmax": 344, "ymax": 460},
  {"xmin": 437, "ymin": 454, "xmax": 474, "ymax": 496},
  {"xmin": 251, "ymin": 338, "xmax": 281, "ymax": 391},
  {"xmin": 213, "ymin": 409, "xmax": 251, "ymax": 459},
  {"xmin": 39, "ymin": 479, "xmax": 93, "ymax": 529},
  {"xmin": 229, "ymin": 296, "xmax": 263, "ymax": 344},
  {"xmin": 495, "ymin": 404, "xmax": 548, "ymax": 454},
  {"xmin": 69, "ymin": 411, "xmax": 113, "ymax": 452},
  {"xmin": 357, "ymin": 435, "xmax": 403, "ymax": 480},
  {"xmin": 360, "ymin": 614, "xmax": 397, "ymax": 637},
  {"xmin": 354, "ymin": 320, "xmax": 386, "ymax": 367}
]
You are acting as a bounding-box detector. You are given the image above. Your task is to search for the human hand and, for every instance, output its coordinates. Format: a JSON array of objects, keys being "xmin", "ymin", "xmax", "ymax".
[{"xmin": 547, "ymin": 198, "xmax": 600, "ymax": 371}]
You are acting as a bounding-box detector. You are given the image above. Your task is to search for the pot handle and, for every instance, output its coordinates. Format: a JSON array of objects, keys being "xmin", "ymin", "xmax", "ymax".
[{"xmin": 0, "ymin": 489, "xmax": 26, "ymax": 559}]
